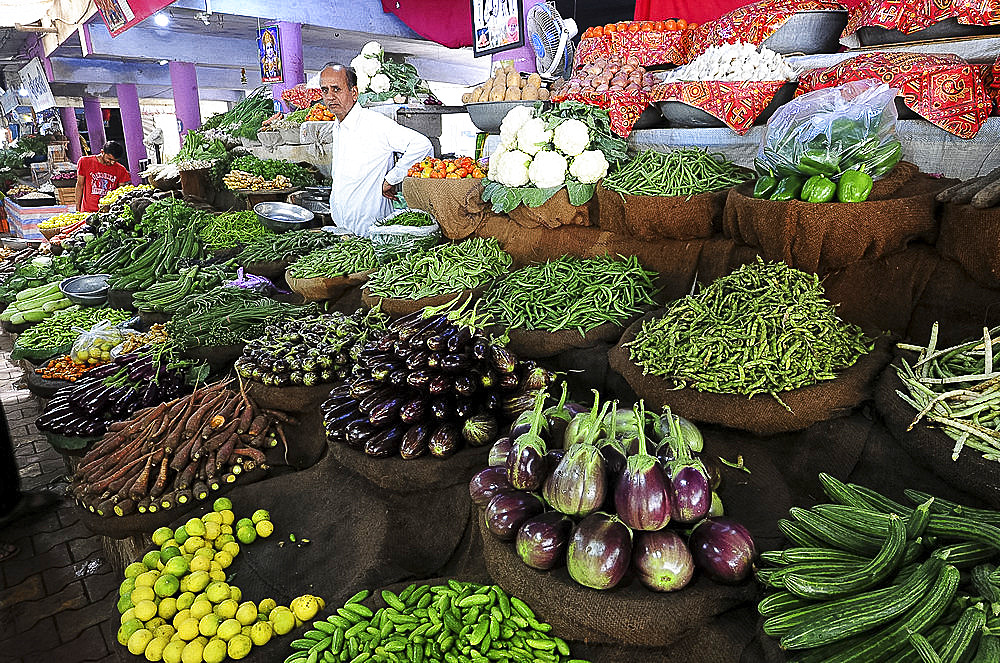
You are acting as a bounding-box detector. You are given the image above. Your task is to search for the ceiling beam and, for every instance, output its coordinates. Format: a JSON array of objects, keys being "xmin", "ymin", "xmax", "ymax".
[
  {"xmin": 402, "ymin": 56, "xmax": 488, "ymax": 87},
  {"xmin": 48, "ymin": 57, "xmax": 265, "ymax": 90}
]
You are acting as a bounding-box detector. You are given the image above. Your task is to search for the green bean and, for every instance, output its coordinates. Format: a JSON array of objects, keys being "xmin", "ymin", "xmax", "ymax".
[
  {"xmin": 199, "ymin": 210, "xmax": 274, "ymax": 250},
  {"xmin": 165, "ymin": 287, "xmax": 315, "ymax": 348},
  {"xmin": 287, "ymin": 237, "xmax": 380, "ymax": 279},
  {"xmin": 365, "ymin": 238, "xmax": 510, "ymax": 300},
  {"xmin": 287, "ymin": 581, "xmax": 588, "ymax": 663},
  {"xmin": 237, "ymin": 229, "xmax": 343, "ymax": 264},
  {"xmin": 603, "ymin": 147, "xmax": 752, "ymax": 198},
  {"xmin": 625, "ymin": 258, "xmax": 871, "ymax": 401},
  {"xmin": 373, "ymin": 210, "xmax": 435, "ymax": 228},
  {"xmin": 13, "ymin": 307, "xmax": 133, "ymax": 357}
]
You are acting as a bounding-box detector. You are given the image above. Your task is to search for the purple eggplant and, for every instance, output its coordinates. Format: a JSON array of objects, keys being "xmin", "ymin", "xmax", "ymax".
[
  {"xmin": 699, "ymin": 454, "xmax": 723, "ymax": 491},
  {"xmin": 615, "ymin": 401, "xmax": 672, "ymax": 531},
  {"xmin": 632, "ymin": 529, "xmax": 694, "ymax": 592},
  {"xmin": 471, "ymin": 336, "xmax": 490, "ymax": 360},
  {"xmin": 428, "ymin": 374, "xmax": 451, "ymax": 396},
  {"xmin": 389, "ymin": 369, "xmax": 410, "ymax": 386},
  {"xmin": 688, "ymin": 517, "xmax": 756, "ymax": 583},
  {"xmin": 358, "ymin": 386, "xmax": 394, "ymax": 413},
  {"xmin": 462, "ymin": 415, "xmax": 498, "ymax": 447},
  {"xmin": 369, "ymin": 397, "xmax": 405, "ymax": 428},
  {"xmin": 441, "ymin": 354, "xmax": 473, "ymax": 373},
  {"xmin": 445, "ymin": 326, "xmax": 472, "ymax": 352},
  {"xmin": 350, "ymin": 378, "xmax": 381, "ymax": 399},
  {"xmin": 430, "ymin": 396, "xmax": 452, "ymax": 422},
  {"xmin": 485, "ymin": 490, "xmax": 544, "ymax": 541},
  {"xmin": 516, "ymin": 512, "xmax": 573, "ymax": 570},
  {"xmin": 600, "ymin": 440, "xmax": 627, "ymax": 479},
  {"xmin": 400, "ymin": 423, "xmax": 432, "ymax": 459},
  {"xmin": 490, "ymin": 345, "xmax": 517, "ymax": 374},
  {"xmin": 480, "ymin": 369, "xmax": 498, "ymax": 390},
  {"xmin": 364, "ymin": 425, "xmax": 405, "ymax": 457},
  {"xmin": 469, "ymin": 467, "xmax": 512, "ymax": 507},
  {"xmin": 662, "ymin": 406, "xmax": 712, "ymax": 524},
  {"xmin": 428, "ymin": 423, "xmax": 461, "ymax": 458},
  {"xmin": 543, "ymin": 443, "xmax": 607, "ymax": 518},
  {"xmin": 567, "ymin": 512, "xmax": 632, "ymax": 590},
  {"xmin": 498, "ymin": 372, "xmax": 520, "ymax": 392},
  {"xmin": 453, "ymin": 376, "xmax": 478, "ymax": 398},
  {"xmin": 454, "ymin": 398, "xmax": 475, "ymax": 420},
  {"xmin": 506, "ymin": 388, "xmax": 550, "ymax": 490},
  {"xmin": 370, "ymin": 361, "xmax": 398, "ymax": 383},
  {"xmin": 399, "ymin": 397, "xmax": 427, "ymax": 424},
  {"xmin": 488, "ymin": 437, "xmax": 513, "ymax": 467},
  {"xmin": 426, "ymin": 353, "xmax": 442, "ymax": 369},
  {"xmin": 406, "ymin": 370, "xmax": 433, "ymax": 391},
  {"xmin": 405, "ymin": 351, "xmax": 429, "ymax": 371},
  {"xmin": 345, "ymin": 419, "xmax": 376, "ymax": 448},
  {"xmin": 543, "ymin": 448, "xmax": 565, "ymax": 475}
]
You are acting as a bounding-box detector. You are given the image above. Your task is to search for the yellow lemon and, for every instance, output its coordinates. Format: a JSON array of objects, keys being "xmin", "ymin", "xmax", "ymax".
[
  {"xmin": 146, "ymin": 617, "xmax": 166, "ymax": 631},
  {"xmin": 205, "ymin": 582, "xmax": 230, "ymax": 604},
  {"xmin": 131, "ymin": 586, "xmax": 156, "ymax": 605},
  {"xmin": 215, "ymin": 598, "xmax": 238, "ymax": 620},
  {"xmin": 227, "ymin": 634, "xmax": 252, "ymax": 660},
  {"xmin": 164, "ymin": 556, "xmax": 189, "ymax": 578},
  {"xmin": 203, "ymin": 637, "xmax": 227, "ymax": 663},
  {"xmin": 185, "ymin": 518, "xmax": 207, "ymax": 538},
  {"xmin": 121, "ymin": 607, "xmax": 137, "ymax": 625},
  {"xmin": 134, "ymin": 599, "xmax": 159, "ymax": 623},
  {"xmin": 118, "ymin": 618, "xmax": 144, "ymax": 646},
  {"xmin": 219, "ymin": 525, "xmax": 233, "ymax": 537},
  {"xmin": 185, "ymin": 571, "xmax": 210, "ymax": 594},
  {"xmin": 126, "ymin": 561, "xmax": 149, "ymax": 578},
  {"xmin": 203, "ymin": 522, "xmax": 221, "ymax": 541},
  {"xmin": 229, "ymin": 586, "xmax": 242, "ymax": 603},
  {"xmin": 216, "ymin": 618, "xmax": 241, "ymax": 641},
  {"xmin": 269, "ymin": 606, "xmax": 295, "ymax": 635},
  {"xmin": 176, "ymin": 592, "xmax": 196, "ymax": 611},
  {"xmin": 188, "ymin": 556, "xmax": 211, "ymax": 574},
  {"xmin": 235, "ymin": 601, "xmax": 257, "ymax": 626},
  {"xmin": 158, "ymin": 597, "xmax": 178, "ymax": 620},
  {"xmin": 144, "ymin": 636, "xmax": 169, "ymax": 662},
  {"xmin": 180, "ymin": 639, "xmax": 204, "ymax": 663},
  {"xmin": 249, "ymin": 620, "xmax": 272, "ymax": 646},
  {"xmin": 162, "ymin": 639, "xmax": 185, "ymax": 663},
  {"xmin": 254, "ymin": 520, "xmax": 274, "ymax": 538},
  {"xmin": 154, "ymin": 623, "xmax": 176, "ymax": 640},
  {"xmin": 127, "ymin": 628, "xmax": 154, "ymax": 656},
  {"xmin": 213, "ymin": 551, "xmax": 233, "ymax": 569},
  {"xmin": 222, "ymin": 542, "xmax": 240, "ymax": 558},
  {"xmin": 183, "ymin": 536, "xmax": 205, "ymax": 555},
  {"xmin": 120, "ymin": 577, "xmax": 136, "ymax": 598},
  {"xmin": 257, "ymin": 598, "xmax": 277, "ymax": 617},
  {"xmin": 136, "ymin": 570, "xmax": 160, "ymax": 588},
  {"xmin": 250, "ymin": 509, "xmax": 269, "ymax": 524},
  {"xmin": 209, "ymin": 569, "xmax": 227, "ymax": 583},
  {"xmin": 290, "ymin": 595, "xmax": 319, "ymax": 622},
  {"xmin": 219, "ymin": 510, "xmax": 234, "ymax": 526},
  {"xmin": 172, "ymin": 609, "xmax": 192, "ymax": 631},
  {"xmin": 152, "ymin": 527, "xmax": 174, "ymax": 547},
  {"xmin": 190, "ymin": 599, "xmax": 214, "ymax": 620},
  {"xmin": 202, "ymin": 512, "xmax": 222, "ymax": 525},
  {"xmin": 198, "ymin": 613, "xmax": 220, "ymax": 637},
  {"xmin": 176, "ymin": 616, "xmax": 200, "ymax": 641}
]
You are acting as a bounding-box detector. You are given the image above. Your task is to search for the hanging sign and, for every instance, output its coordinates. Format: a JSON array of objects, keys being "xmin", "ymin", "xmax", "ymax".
[
  {"xmin": 0, "ymin": 86, "xmax": 17, "ymax": 115},
  {"xmin": 96, "ymin": 0, "xmax": 175, "ymax": 37},
  {"xmin": 257, "ymin": 25, "xmax": 284, "ymax": 84},
  {"xmin": 17, "ymin": 59, "xmax": 56, "ymax": 112}
]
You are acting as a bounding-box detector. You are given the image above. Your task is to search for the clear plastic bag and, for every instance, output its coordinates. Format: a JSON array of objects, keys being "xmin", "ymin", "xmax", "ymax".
[
  {"xmin": 369, "ymin": 209, "xmax": 442, "ymax": 263},
  {"xmin": 756, "ymin": 80, "xmax": 903, "ymax": 181},
  {"xmin": 71, "ymin": 321, "xmax": 131, "ymax": 365}
]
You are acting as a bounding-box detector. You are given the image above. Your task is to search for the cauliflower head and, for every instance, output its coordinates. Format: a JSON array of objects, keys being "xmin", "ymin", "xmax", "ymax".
[
  {"xmin": 369, "ymin": 73, "xmax": 391, "ymax": 94},
  {"xmin": 351, "ymin": 54, "xmax": 381, "ymax": 79},
  {"xmin": 361, "ymin": 41, "xmax": 383, "ymax": 57},
  {"xmin": 499, "ymin": 105, "xmax": 535, "ymax": 146},
  {"xmin": 569, "ymin": 150, "xmax": 609, "ymax": 184},
  {"xmin": 528, "ymin": 150, "xmax": 568, "ymax": 189},
  {"xmin": 552, "ymin": 119, "xmax": 590, "ymax": 157},
  {"xmin": 515, "ymin": 117, "xmax": 553, "ymax": 156},
  {"xmin": 494, "ymin": 150, "xmax": 532, "ymax": 188}
]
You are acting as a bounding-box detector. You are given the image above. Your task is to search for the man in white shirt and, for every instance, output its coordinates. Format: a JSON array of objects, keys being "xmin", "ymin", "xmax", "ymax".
[{"xmin": 319, "ymin": 63, "xmax": 433, "ymax": 236}]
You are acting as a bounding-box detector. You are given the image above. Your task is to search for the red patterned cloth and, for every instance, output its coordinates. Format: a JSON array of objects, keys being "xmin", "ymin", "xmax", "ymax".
[
  {"xmin": 575, "ymin": 36, "xmax": 611, "ymax": 68},
  {"xmin": 844, "ymin": 0, "xmax": 1000, "ymax": 39},
  {"xmin": 649, "ymin": 80, "xmax": 790, "ymax": 133},
  {"xmin": 983, "ymin": 56, "xmax": 1000, "ymax": 114},
  {"xmin": 550, "ymin": 90, "xmax": 652, "ymax": 137},
  {"xmin": 687, "ymin": 0, "xmax": 846, "ymax": 56},
  {"xmin": 797, "ymin": 53, "xmax": 993, "ymax": 137},
  {"xmin": 608, "ymin": 30, "xmax": 692, "ymax": 67}
]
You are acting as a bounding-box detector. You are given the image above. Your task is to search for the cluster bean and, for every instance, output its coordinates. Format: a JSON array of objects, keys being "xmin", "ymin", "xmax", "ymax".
[
  {"xmin": 166, "ymin": 288, "xmax": 314, "ymax": 348},
  {"xmin": 238, "ymin": 230, "xmax": 343, "ymax": 264},
  {"xmin": 365, "ymin": 238, "xmax": 511, "ymax": 300},
  {"xmin": 483, "ymin": 254, "xmax": 657, "ymax": 334},
  {"xmin": 14, "ymin": 308, "xmax": 132, "ymax": 355},
  {"xmin": 287, "ymin": 237, "xmax": 380, "ymax": 279},
  {"xmin": 199, "ymin": 211, "xmax": 273, "ymax": 250},
  {"xmin": 602, "ymin": 148, "xmax": 751, "ymax": 198},
  {"xmin": 285, "ymin": 581, "xmax": 588, "ymax": 663},
  {"xmin": 626, "ymin": 259, "xmax": 872, "ymax": 399}
]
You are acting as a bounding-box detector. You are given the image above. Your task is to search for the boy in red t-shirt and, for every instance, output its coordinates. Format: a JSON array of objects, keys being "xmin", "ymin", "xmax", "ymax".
[{"xmin": 75, "ymin": 141, "xmax": 131, "ymax": 212}]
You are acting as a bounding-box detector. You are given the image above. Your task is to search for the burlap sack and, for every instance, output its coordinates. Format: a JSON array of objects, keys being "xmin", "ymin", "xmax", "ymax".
[
  {"xmin": 24, "ymin": 366, "xmax": 73, "ymax": 399},
  {"xmin": 182, "ymin": 343, "xmax": 245, "ymax": 370},
  {"xmin": 243, "ymin": 381, "xmax": 333, "ymax": 414},
  {"xmin": 326, "ymin": 438, "xmax": 490, "ymax": 495},
  {"xmin": 138, "ymin": 309, "xmax": 172, "ymax": 326},
  {"xmin": 285, "ymin": 269, "xmax": 369, "ymax": 302},
  {"xmin": 401, "ymin": 177, "xmax": 504, "ymax": 240},
  {"xmin": 508, "ymin": 188, "xmax": 597, "ymax": 229},
  {"xmin": 609, "ymin": 312, "xmax": 893, "ymax": 436},
  {"xmin": 243, "ymin": 260, "xmax": 290, "ymax": 280},
  {"xmin": 361, "ymin": 286, "xmax": 484, "ymax": 317},
  {"xmin": 937, "ymin": 203, "xmax": 1000, "ymax": 288},
  {"xmin": 723, "ymin": 163, "xmax": 949, "ymax": 274},
  {"xmin": 478, "ymin": 511, "xmax": 759, "ymax": 648},
  {"xmin": 596, "ymin": 183, "xmax": 722, "ymax": 240},
  {"xmin": 875, "ymin": 356, "xmax": 1000, "ymax": 509},
  {"xmin": 107, "ymin": 288, "xmax": 138, "ymax": 312},
  {"xmin": 504, "ymin": 319, "xmax": 631, "ymax": 359}
]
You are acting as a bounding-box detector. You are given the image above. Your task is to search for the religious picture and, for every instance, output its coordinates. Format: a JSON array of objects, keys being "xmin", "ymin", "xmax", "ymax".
[
  {"xmin": 96, "ymin": 0, "xmax": 135, "ymax": 34},
  {"xmin": 258, "ymin": 26, "xmax": 284, "ymax": 84},
  {"xmin": 471, "ymin": 0, "xmax": 524, "ymax": 57}
]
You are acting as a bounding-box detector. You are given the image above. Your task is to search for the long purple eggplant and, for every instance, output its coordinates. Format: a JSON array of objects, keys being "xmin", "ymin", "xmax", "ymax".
[
  {"xmin": 615, "ymin": 401, "xmax": 672, "ymax": 531},
  {"xmin": 400, "ymin": 423, "xmax": 432, "ymax": 459},
  {"xmin": 661, "ymin": 406, "xmax": 712, "ymax": 524}
]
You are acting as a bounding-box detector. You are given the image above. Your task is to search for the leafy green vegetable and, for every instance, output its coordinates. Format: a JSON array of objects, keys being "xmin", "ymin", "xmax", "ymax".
[
  {"xmin": 542, "ymin": 102, "xmax": 629, "ymax": 165},
  {"xmin": 230, "ymin": 155, "xmax": 318, "ymax": 188}
]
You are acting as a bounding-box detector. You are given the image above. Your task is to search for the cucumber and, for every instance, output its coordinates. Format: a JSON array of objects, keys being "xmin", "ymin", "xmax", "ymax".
[
  {"xmin": 908, "ymin": 630, "xmax": 944, "ymax": 663},
  {"xmin": 848, "ymin": 483, "xmax": 914, "ymax": 517},
  {"xmin": 970, "ymin": 634, "xmax": 1000, "ymax": 662},
  {"xmin": 971, "ymin": 565, "xmax": 1000, "ymax": 610},
  {"xmin": 788, "ymin": 507, "xmax": 884, "ymax": 556},
  {"xmin": 939, "ymin": 605, "xmax": 986, "ymax": 663},
  {"xmin": 814, "ymin": 505, "xmax": 1000, "ymax": 551},
  {"xmin": 884, "ymin": 626, "xmax": 950, "ymax": 663},
  {"xmin": 9, "ymin": 312, "xmax": 25, "ymax": 325},
  {"xmin": 18, "ymin": 288, "xmax": 66, "ymax": 309},
  {"xmin": 937, "ymin": 542, "xmax": 998, "ymax": 570},
  {"xmin": 827, "ymin": 564, "xmax": 960, "ymax": 663},
  {"xmin": 15, "ymin": 281, "xmax": 60, "ymax": 301},
  {"xmin": 758, "ymin": 591, "xmax": 813, "ymax": 617},
  {"xmin": 907, "ymin": 498, "xmax": 934, "ymax": 539},
  {"xmin": 778, "ymin": 519, "xmax": 828, "ymax": 548},
  {"xmin": 20, "ymin": 309, "xmax": 48, "ymax": 323},
  {"xmin": 904, "ymin": 490, "xmax": 1000, "ymax": 526},
  {"xmin": 775, "ymin": 548, "xmax": 871, "ymax": 566},
  {"xmin": 774, "ymin": 556, "xmax": 942, "ymax": 647},
  {"xmin": 819, "ymin": 473, "xmax": 876, "ymax": 509},
  {"xmin": 0, "ymin": 308, "xmax": 14, "ymax": 323}
]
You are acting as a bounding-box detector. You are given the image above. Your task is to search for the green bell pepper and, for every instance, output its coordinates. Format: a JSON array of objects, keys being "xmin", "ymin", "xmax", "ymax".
[
  {"xmin": 863, "ymin": 141, "xmax": 903, "ymax": 178},
  {"xmin": 753, "ymin": 176, "xmax": 779, "ymax": 199},
  {"xmin": 769, "ymin": 176, "xmax": 804, "ymax": 201},
  {"xmin": 837, "ymin": 171, "xmax": 874, "ymax": 203},
  {"xmin": 800, "ymin": 175, "xmax": 837, "ymax": 203},
  {"xmin": 796, "ymin": 149, "xmax": 841, "ymax": 177}
]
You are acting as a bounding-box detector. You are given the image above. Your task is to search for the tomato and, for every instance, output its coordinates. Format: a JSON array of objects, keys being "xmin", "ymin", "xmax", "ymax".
[
  {"xmin": 654, "ymin": 21, "xmax": 667, "ymax": 31},
  {"xmin": 675, "ymin": 18, "xmax": 687, "ymax": 30},
  {"xmin": 617, "ymin": 21, "xmax": 628, "ymax": 31},
  {"xmin": 604, "ymin": 23, "xmax": 616, "ymax": 32},
  {"xmin": 628, "ymin": 22, "xmax": 640, "ymax": 32},
  {"xmin": 592, "ymin": 25, "xmax": 603, "ymax": 37},
  {"xmin": 664, "ymin": 19, "xmax": 677, "ymax": 30},
  {"xmin": 640, "ymin": 22, "xmax": 655, "ymax": 31}
]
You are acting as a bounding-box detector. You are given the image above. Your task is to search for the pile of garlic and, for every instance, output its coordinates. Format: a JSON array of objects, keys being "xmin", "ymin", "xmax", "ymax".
[{"xmin": 661, "ymin": 42, "xmax": 795, "ymax": 82}]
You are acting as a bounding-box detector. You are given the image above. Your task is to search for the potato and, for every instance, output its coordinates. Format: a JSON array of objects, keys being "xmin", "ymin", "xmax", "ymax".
[
  {"xmin": 538, "ymin": 88, "xmax": 550, "ymax": 101},
  {"xmin": 461, "ymin": 93, "xmax": 473, "ymax": 103},
  {"xmin": 526, "ymin": 73, "xmax": 542, "ymax": 89},
  {"xmin": 504, "ymin": 86, "xmax": 522, "ymax": 101},
  {"xmin": 521, "ymin": 85, "xmax": 539, "ymax": 100},
  {"xmin": 481, "ymin": 80, "xmax": 494, "ymax": 97},
  {"xmin": 489, "ymin": 86, "xmax": 505, "ymax": 102},
  {"xmin": 506, "ymin": 71, "xmax": 522, "ymax": 89}
]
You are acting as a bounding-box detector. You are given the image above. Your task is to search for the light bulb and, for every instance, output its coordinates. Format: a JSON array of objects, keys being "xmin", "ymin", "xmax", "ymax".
[{"xmin": 153, "ymin": 12, "xmax": 170, "ymax": 27}]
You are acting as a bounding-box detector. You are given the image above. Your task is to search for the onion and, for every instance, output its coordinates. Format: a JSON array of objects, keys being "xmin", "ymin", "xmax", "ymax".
[
  {"xmin": 516, "ymin": 512, "xmax": 573, "ymax": 570},
  {"xmin": 632, "ymin": 529, "xmax": 694, "ymax": 592},
  {"xmin": 688, "ymin": 517, "xmax": 756, "ymax": 583},
  {"xmin": 469, "ymin": 467, "xmax": 511, "ymax": 507}
]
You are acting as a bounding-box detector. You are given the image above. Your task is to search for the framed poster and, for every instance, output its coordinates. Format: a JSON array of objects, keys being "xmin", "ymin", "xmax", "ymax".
[
  {"xmin": 471, "ymin": 0, "xmax": 525, "ymax": 57},
  {"xmin": 257, "ymin": 26, "xmax": 284, "ymax": 84},
  {"xmin": 95, "ymin": 0, "xmax": 141, "ymax": 36}
]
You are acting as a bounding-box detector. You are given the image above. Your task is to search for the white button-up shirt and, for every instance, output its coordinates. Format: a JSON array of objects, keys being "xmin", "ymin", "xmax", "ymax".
[{"xmin": 327, "ymin": 104, "xmax": 433, "ymax": 236}]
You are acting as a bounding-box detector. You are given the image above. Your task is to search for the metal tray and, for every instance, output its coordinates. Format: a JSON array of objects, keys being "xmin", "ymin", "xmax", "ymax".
[
  {"xmin": 659, "ymin": 81, "xmax": 797, "ymax": 128},
  {"xmin": 857, "ymin": 18, "xmax": 1000, "ymax": 46},
  {"xmin": 465, "ymin": 101, "xmax": 550, "ymax": 133},
  {"xmin": 632, "ymin": 104, "xmax": 667, "ymax": 130},
  {"xmin": 763, "ymin": 10, "xmax": 849, "ymax": 55}
]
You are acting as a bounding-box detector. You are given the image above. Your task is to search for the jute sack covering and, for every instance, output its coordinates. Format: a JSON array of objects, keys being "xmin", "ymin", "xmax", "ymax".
[
  {"xmin": 596, "ymin": 183, "xmax": 722, "ymax": 240},
  {"xmin": 285, "ymin": 269, "xmax": 369, "ymax": 302},
  {"xmin": 478, "ymin": 510, "xmax": 759, "ymax": 647},
  {"xmin": 504, "ymin": 316, "xmax": 636, "ymax": 360},
  {"xmin": 243, "ymin": 380, "xmax": 333, "ymax": 415},
  {"xmin": 609, "ymin": 311, "xmax": 893, "ymax": 436},
  {"xmin": 401, "ymin": 177, "xmax": 505, "ymax": 240},
  {"xmin": 107, "ymin": 288, "xmax": 138, "ymax": 312},
  {"xmin": 508, "ymin": 188, "xmax": 597, "ymax": 229},
  {"xmin": 722, "ymin": 163, "xmax": 950, "ymax": 274},
  {"xmin": 361, "ymin": 286, "xmax": 484, "ymax": 317},
  {"xmin": 875, "ymin": 355, "xmax": 1000, "ymax": 509},
  {"xmin": 326, "ymin": 438, "xmax": 490, "ymax": 495},
  {"xmin": 264, "ymin": 406, "xmax": 328, "ymax": 470},
  {"xmin": 243, "ymin": 259, "xmax": 289, "ymax": 280},
  {"xmin": 182, "ymin": 343, "xmax": 245, "ymax": 371},
  {"xmin": 937, "ymin": 203, "xmax": 1000, "ymax": 288},
  {"xmin": 25, "ymin": 366, "xmax": 73, "ymax": 399}
]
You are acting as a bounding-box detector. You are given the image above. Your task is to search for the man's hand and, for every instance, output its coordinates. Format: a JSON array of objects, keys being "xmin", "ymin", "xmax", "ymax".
[{"xmin": 382, "ymin": 180, "xmax": 398, "ymax": 201}]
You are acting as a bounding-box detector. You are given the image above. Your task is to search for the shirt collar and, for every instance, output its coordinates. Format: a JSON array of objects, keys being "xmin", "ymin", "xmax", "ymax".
[{"xmin": 339, "ymin": 103, "xmax": 363, "ymax": 129}]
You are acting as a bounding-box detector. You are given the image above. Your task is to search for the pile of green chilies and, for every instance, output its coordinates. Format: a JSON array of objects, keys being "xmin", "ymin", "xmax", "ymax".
[
  {"xmin": 602, "ymin": 148, "xmax": 752, "ymax": 198},
  {"xmin": 483, "ymin": 254, "xmax": 658, "ymax": 335},
  {"xmin": 286, "ymin": 237, "xmax": 379, "ymax": 279},
  {"xmin": 626, "ymin": 259, "xmax": 872, "ymax": 399},
  {"xmin": 199, "ymin": 211, "xmax": 273, "ymax": 250},
  {"xmin": 237, "ymin": 230, "xmax": 342, "ymax": 264},
  {"xmin": 365, "ymin": 237, "xmax": 511, "ymax": 300},
  {"xmin": 896, "ymin": 323, "xmax": 1000, "ymax": 464},
  {"xmin": 165, "ymin": 287, "xmax": 314, "ymax": 348},
  {"xmin": 374, "ymin": 209, "xmax": 435, "ymax": 228}
]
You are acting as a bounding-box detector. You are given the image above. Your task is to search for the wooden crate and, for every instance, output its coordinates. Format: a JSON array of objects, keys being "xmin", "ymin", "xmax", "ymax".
[{"xmin": 55, "ymin": 187, "xmax": 77, "ymax": 208}]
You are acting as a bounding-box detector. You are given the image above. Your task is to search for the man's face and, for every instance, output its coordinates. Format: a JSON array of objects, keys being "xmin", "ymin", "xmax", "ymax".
[
  {"xmin": 98, "ymin": 151, "xmax": 117, "ymax": 166},
  {"xmin": 319, "ymin": 68, "xmax": 358, "ymax": 122}
]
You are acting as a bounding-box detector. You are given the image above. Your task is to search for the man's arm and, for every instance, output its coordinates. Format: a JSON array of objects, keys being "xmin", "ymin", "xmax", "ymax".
[
  {"xmin": 74, "ymin": 160, "xmax": 86, "ymax": 211},
  {"xmin": 381, "ymin": 120, "xmax": 434, "ymax": 187}
]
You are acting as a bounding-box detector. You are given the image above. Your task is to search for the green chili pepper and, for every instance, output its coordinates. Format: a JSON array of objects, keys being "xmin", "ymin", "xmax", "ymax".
[
  {"xmin": 837, "ymin": 171, "xmax": 874, "ymax": 203},
  {"xmin": 769, "ymin": 176, "xmax": 804, "ymax": 201},
  {"xmin": 753, "ymin": 176, "xmax": 779, "ymax": 199},
  {"xmin": 800, "ymin": 175, "xmax": 837, "ymax": 203}
]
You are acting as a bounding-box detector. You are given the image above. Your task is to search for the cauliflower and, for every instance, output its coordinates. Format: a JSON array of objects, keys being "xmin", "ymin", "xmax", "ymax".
[
  {"xmin": 361, "ymin": 41, "xmax": 383, "ymax": 57},
  {"xmin": 499, "ymin": 105, "xmax": 535, "ymax": 146},
  {"xmin": 351, "ymin": 54, "xmax": 381, "ymax": 79},
  {"xmin": 369, "ymin": 73, "xmax": 391, "ymax": 94},
  {"xmin": 528, "ymin": 150, "xmax": 568, "ymax": 189},
  {"xmin": 356, "ymin": 70, "xmax": 371, "ymax": 93},
  {"xmin": 516, "ymin": 117, "xmax": 553, "ymax": 156},
  {"xmin": 569, "ymin": 150, "xmax": 609, "ymax": 184},
  {"xmin": 494, "ymin": 150, "xmax": 531, "ymax": 187},
  {"xmin": 552, "ymin": 119, "xmax": 590, "ymax": 157}
]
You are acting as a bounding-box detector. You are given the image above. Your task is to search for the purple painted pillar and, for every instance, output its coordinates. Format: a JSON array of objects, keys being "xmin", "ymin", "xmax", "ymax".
[
  {"xmin": 82, "ymin": 96, "xmax": 106, "ymax": 155},
  {"xmin": 169, "ymin": 62, "xmax": 201, "ymax": 138},
  {"xmin": 271, "ymin": 22, "xmax": 305, "ymax": 112},
  {"xmin": 115, "ymin": 83, "xmax": 147, "ymax": 185},
  {"xmin": 59, "ymin": 107, "xmax": 83, "ymax": 163}
]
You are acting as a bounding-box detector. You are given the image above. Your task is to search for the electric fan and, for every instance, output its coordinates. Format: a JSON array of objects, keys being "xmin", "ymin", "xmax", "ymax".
[{"xmin": 525, "ymin": 2, "xmax": 578, "ymax": 80}]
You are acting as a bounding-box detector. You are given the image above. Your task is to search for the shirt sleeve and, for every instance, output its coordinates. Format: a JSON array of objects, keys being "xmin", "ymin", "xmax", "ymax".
[{"xmin": 379, "ymin": 117, "xmax": 434, "ymax": 186}]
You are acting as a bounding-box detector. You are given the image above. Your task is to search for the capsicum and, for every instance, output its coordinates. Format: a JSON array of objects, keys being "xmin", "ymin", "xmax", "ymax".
[
  {"xmin": 800, "ymin": 175, "xmax": 837, "ymax": 203},
  {"xmin": 837, "ymin": 171, "xmax": 874, "ymax": 203},
  {"xmin": 753, "ymin": 176, "xmax": 779, "ymax": 199},
  {"xmin": 770, "ymin": 176, "xmax": 804, "ymax": 201},
  {"xmin": 796, "ymin": 149, "xmax": 841, "ymax": 177}
]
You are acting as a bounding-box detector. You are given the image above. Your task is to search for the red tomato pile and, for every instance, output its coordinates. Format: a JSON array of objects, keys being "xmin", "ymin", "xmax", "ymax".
[
  {"xmin": 582, "ymin": 19, "xmax": 697, "ymax": 38},
  {"xmin": 281, "ymin": 85, "xmax": 323, "ymax": 110},
  {"xmin": 407, "ymin": 157, "xmax": 486, "ymax": 179}
]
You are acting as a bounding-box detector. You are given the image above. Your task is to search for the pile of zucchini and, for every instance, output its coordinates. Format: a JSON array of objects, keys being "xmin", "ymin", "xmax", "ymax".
[
  {"xmin": 759, "ymin": 473, "xmax": 1000, "ymax": 662},
  {"xmin": 0, "ymin": 282, "xmax": 73, "ymax": 325}
]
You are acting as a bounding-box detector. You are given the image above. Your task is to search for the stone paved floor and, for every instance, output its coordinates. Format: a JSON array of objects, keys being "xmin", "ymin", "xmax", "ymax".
[{"xmin": 0, "ymin": 333, "xmax": 116, "ymax": 662}]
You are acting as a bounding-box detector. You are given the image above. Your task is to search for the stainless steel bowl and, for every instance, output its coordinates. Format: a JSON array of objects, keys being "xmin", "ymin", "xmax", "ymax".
[
  {"xmin": 465, "ymin": 101, "xmax": 549, "ymax": 133},
  {"xmin": 60, "ymin": 274, "xmax": 111, "ymax": 307},
  {"xmin": 253, "ymin": 202, "xmax": 315, "ymax": 232},
  {"xmin": 763, "ymin": 10, "xmax": 849, "ymax": 55}
]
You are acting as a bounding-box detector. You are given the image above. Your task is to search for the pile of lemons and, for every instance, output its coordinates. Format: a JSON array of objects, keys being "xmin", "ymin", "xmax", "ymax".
[{"xmin": 116, "ymin": 498, "xmax": 323, "ymax": 663}]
